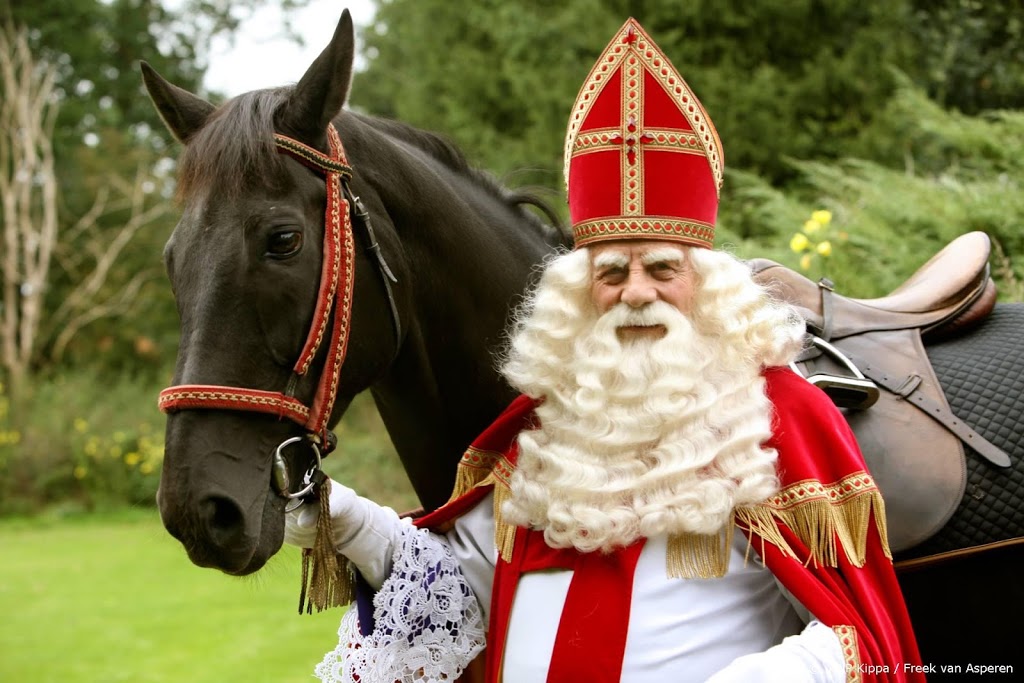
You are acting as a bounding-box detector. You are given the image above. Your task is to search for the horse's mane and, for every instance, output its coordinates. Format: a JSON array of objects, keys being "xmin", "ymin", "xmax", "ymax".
[
  {"xmin": 174, "ymin": 89, "xmax": 568, "ymax": 242},
  {"xmin": 175, "ymin": 88, "xmax": 291, "ymax": 202},
  {"xmin": 354, "ymin": 112, "xmax": 567, "ymax": 239}
]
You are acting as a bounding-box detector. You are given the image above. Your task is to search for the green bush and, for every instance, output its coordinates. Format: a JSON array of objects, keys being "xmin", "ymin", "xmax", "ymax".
[
  {"xmin": 0, "ymin": 369, "xmax": 165, "ymax": 515},
  {"xmin": 718, "ymin": 82, "xmax": 1024, "ymax": 301},
  {"xmin": 0, "ymin": 369, "xmax": 417, "ymax": 517}
]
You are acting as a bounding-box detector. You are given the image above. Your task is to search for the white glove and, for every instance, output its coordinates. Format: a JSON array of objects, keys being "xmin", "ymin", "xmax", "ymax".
[
  {"xmin": 283, "ymin": 477, "xmax": 355, "ymax": 548},
  {"xmin": 283, "ymin": 477, "xmax": 409, "ymax": 590},
  {"xmin": 704, "ymin": 620, "xmax": 846, "ymax": 683}
]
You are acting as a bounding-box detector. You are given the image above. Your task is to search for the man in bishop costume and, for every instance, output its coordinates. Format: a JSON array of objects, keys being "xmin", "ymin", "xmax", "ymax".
[{"xmin": 286, "ymin": 17, "xmax": 924, "ymax": 683}]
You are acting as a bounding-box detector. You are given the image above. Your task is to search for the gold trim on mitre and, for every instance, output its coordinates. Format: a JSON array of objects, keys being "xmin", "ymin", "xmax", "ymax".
[
  {"xmin": 573, "ymin": 217, "xmax": 715, "ymax": 246},
  {"xmin": 563, "ymin": 18, "xmax": 724, "ymax": 195}
]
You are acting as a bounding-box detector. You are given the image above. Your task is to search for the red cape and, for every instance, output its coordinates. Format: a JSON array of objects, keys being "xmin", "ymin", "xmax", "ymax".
[{"xmin": 417, "ymin": 367, "xmax": 924, "ymax": 682}]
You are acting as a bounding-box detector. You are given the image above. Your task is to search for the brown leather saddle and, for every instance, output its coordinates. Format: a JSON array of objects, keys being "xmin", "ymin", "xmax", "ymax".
[{"xmin": 750, "ymin": 231, "xmax": 1012, "ymax": 553}]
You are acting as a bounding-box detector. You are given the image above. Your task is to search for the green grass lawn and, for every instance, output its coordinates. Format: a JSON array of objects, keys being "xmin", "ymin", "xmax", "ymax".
[{"xmin": 0, "ymin": 510, "xmax": 348, "ymax": 682}]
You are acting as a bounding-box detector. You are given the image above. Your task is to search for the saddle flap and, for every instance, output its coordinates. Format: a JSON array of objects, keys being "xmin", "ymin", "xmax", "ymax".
[{"xmin": 796, "ymin": 329, "xmax": 967, "ymax": 552}]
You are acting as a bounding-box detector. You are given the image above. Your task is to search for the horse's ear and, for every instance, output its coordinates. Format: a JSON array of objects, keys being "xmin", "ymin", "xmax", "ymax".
[
  {"xmin": 277, "ymin": 9, "xmax": 355, "ymax": 143},
  {"xmin": 140, "ymin": 61, "xmax": 215, "ymax": 144}
]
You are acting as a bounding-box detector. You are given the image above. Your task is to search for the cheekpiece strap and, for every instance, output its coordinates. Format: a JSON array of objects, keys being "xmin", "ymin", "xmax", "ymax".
[{"xmin": 158, "ymin": 123, "xmax": 357, "ymax": 441}]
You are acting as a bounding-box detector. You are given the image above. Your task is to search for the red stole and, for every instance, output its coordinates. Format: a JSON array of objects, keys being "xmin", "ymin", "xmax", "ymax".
[{"xmin": 486, "ymin": 529, "xmax": 646, "ymax": 682}]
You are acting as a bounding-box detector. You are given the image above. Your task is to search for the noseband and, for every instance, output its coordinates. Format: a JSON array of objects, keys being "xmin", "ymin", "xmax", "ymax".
[{"xmin": 158, "ymin": 123, "xmax": 401, "ymax": 506}]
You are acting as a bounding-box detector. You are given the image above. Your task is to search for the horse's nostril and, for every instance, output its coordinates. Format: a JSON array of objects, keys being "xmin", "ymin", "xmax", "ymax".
[
  {"xmin": 201, "ymin": 495, "xmax": 243, "ymax": 540},
  {"xmin": 188, "ymin": 494, "xmax": 259, "ymax": 574}
]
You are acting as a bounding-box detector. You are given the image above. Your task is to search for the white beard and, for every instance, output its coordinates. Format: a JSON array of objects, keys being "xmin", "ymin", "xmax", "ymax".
[{"xmin": 502, "ymin": 298, "xmax": 782, "ymax": 554}]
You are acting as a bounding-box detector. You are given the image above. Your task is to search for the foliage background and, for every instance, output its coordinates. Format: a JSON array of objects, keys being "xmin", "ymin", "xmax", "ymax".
[
  {"xmin": 1, "ymin": 0, "xmax": 1022, "ymax": 680},
  {"xmin": 2, "ymin": 0, "xmax": 1023, "ymax": 514},
  {"xmin": 3, "ymin": 0, "xmax": 1022, "ymax": 517}
]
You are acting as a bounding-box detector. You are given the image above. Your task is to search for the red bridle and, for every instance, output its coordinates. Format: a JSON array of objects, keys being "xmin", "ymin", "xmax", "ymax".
[{"xmin": 158, "ymin": 124, "xmax": 358, "ymax": 499}]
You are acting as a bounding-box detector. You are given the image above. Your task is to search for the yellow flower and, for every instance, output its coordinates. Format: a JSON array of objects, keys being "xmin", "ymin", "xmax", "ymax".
[
  {"xmin": 124, "ymin": 452, "xmax": 141, "ymax": 467},
  {"xmin": 74, "ymin": 418, "xmax": 88, "ymax": 433},
  {"xmin": 816, "ymin": 241, "xmax": 833, "ymax": 257},
  {"xmin": 800, "ymin": 254, "xmax": 813, "ymax": 271},
  {"xmin": 140, "ymin": 461, "xmax": 155, "ymax": 475},
  {"xmin": 74, "ymin": 465, "xmax": 87, "ymax": 480},
  {"xmin": 811, "ymin": 210, "xmax": 832, "ymax": 226},
  {"xmin": 790, "ymin": 233, "xmax": 810, "ymax": 253},
  {"xmin": 803, "ymin": 219, "xmax": 822, "ymax": 235}
]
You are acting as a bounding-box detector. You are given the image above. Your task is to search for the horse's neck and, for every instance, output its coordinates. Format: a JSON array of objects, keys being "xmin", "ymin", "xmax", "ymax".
[
  {"xmin": 371, "ymin": 221, "xmax": 532, "ymax": 510},
  {"xmin": 371, "ymin": 325, "xmax": 517, "ymax": 511},
  {"xmin": 351, "ymin": 121, "xmax": 556, "ymax": 510}
]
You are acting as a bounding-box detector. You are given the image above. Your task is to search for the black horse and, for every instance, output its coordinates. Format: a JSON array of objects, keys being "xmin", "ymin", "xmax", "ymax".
[
  {"xmin": 143, "ymin": 10, "xmax": 569, "ymax": 575},
  {"xmin": 143, "ymin": 9, "xmax": 1022, "ymax": 674}
]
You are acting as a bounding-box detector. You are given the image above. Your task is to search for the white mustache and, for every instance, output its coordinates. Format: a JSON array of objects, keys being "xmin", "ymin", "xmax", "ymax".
[{"xmin": 601, "ymin": 301, "xmax": 681, "ymax": 328}]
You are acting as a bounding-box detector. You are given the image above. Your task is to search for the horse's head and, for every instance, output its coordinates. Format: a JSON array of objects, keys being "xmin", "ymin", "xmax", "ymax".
[{"xmin": 141, "ymin": 10, "xmax": 401, "ymax": 574}]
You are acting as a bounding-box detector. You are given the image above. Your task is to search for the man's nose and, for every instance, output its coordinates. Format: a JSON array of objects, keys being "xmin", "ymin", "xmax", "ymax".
[{"xmin": 621, "ymin": 275, "xmax": 657, "ymax": 307}]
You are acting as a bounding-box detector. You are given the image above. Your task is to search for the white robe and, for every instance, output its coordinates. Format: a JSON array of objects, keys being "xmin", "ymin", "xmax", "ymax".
[
  {"xmin": 450, "ymin": 492, "xmax": 841, "ymax": 683},
  {"xmin": 291, "ymin": 486, "xmax": 846, "ymax": 682}
]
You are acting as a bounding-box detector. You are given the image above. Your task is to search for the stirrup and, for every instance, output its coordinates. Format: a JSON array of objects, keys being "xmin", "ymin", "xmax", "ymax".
[{"xmin": 791, "ymin": 336, "xmax": 881, "ymax": 410}]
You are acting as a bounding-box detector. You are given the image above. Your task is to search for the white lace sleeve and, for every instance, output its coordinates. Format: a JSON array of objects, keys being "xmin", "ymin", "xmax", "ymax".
[{"xmin": 313, "ymin": 525, "xmax": 486, "ymax": 683}]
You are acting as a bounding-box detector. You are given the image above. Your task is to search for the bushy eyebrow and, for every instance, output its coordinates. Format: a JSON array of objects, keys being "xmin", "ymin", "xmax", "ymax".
[
  {"xmin": 592, "ymin": 251, "xmax": 630, "ymax": 269},
  {"xmin": 640, "ymin": 247, "xmax": 685, "ymax": 265}
]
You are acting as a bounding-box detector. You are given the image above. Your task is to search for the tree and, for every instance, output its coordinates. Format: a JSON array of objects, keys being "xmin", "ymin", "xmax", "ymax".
[
  {"xmin": 353, "ymin": 0, "xmax": 1024, "ymax": 191},
  {"xmin": 0, "ymin": 0, "xmax": 315, "ymax": 379},
  {"xmin": 907, "ymin": 0, "xmax": 1024, "ymax": 114},
  {"xmin": 353, "ymin": 0, "xmax": 917, "ymax": 190},
  {"xmin": 0, "ymin": 23, "xmax": 58, "ymax": 401},
  {"xmin": 0, "ymin": 22, "xmax": 179, "ymax": 403}
]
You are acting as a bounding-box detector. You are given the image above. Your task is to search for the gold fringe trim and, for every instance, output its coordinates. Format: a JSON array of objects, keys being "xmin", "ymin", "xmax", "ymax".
[
  {"xmin": 492, "ymin": 483, "xmax": 517, "ymax": 563},
  {"xmin": 449, "ymin": 454, "xmax": 888, "ymax": 575},
  {"xmin": 453, "ymin": 457, "xmax": 889, "ymax": 575},
  {"xmin": 442, "ymin": 447, "xmax": 521, "ymax": 561},
  {"xmin": 446, "ymin": 447, "xmax": 507, "ymax": 504},
  {"xmin": 737, "ymin": 474, "xmax": 891, "ymax": 568},
  {"xmin": 666, "ymin": 521, "xmax": 734, "ymax": 579},
  {"xmin": 298, "ymin": 477, "xmax": 356, "ymax": 614},
  {"xmin": 449, "ymin": 462, "xmax": 481, "ymax": 504}
]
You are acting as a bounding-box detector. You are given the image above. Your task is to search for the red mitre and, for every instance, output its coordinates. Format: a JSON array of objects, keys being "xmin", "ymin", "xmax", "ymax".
[{"xmin": 564, "ymin": 18, "xmax": 724, "ymax": 250}]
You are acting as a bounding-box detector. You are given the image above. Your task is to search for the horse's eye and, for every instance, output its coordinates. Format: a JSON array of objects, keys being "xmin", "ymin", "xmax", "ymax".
[{"xmin": 266, "ymin": 230, "xmax": 303, "ymax": 258}]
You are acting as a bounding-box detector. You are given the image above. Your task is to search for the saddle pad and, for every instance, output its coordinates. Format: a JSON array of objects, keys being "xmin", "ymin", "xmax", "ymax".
[{"xmin": 896, "ymin": 303, "xmax": 1024, "ymax": 560}]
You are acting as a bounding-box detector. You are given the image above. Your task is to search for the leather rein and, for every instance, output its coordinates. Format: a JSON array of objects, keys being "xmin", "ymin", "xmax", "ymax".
[{"xmin": 157, "ymin": 123, "xmax": 401, "ymax": 506}]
